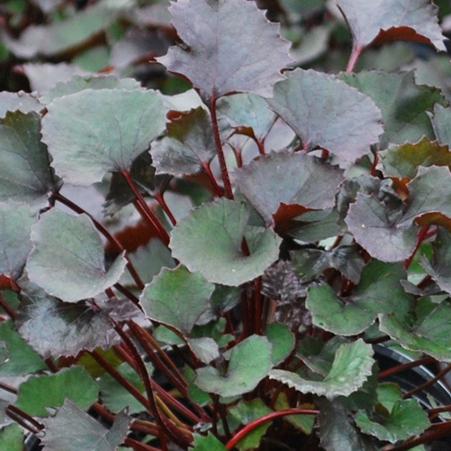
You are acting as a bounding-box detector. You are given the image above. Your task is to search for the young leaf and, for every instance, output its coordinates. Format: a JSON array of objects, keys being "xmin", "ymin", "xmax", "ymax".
[
  {"xmin": 266, "ymin": 323, "xmax": 295, "ymax": 365},
  {"xmin": 42, "ymin": 88, "xmax": 166, "ymax": 186},
  {"xmin": 268, "ymin": 69, "xmax": 383, "ymax": 168},
  {"xmin": 151, "ymin": 107, "xmax": 215, "ymax": 177},
  {"xmin": 431, "ymin": 104, "xmax": 451, "ymax": 146},
  {"xmin": 16, "ymin": 366, "xmax": 99, "ymax": 416},
  {"xmin": 341, "ymin": 71, "xmax": 443, "ymax": 148},
  {"xmin": 355, "ymin": 399, "xmax": 430, "ymax": 443},
  {"xmin": 170, "ymin": 199, "xmax": 282, "ymax": 286},
  {"xmin": 0, "ymin": 112, "xmax": 57, "ymax": 209},
  {"xmin": 0, "ymin": 204, "xmax": 35, "ymax": 279},
  {"xmin": 0, "ymin": 92, "xmax": 41, "ymax": 119},
  {"xmin": 0, "ymin": 424, "xmax": 24, "ymax": 451},
  {"xmin": 26, "ymin": 210, "xmax": 127, "ymax": 302},
  {"xmin": 195, "ymin": 335, "xmax": 272, "ymax": 397},
  {"xmin": 191, "ymin": 433, "xmax": 226, "ymax": 451},
  {"xmin": 336, "ymin": 0, "xmax": 446, "ymax": 51},
  {"xmin": 269, "ymin": 339, "xmax": 374, "ymax": 398},
  {"xmin": 158, "ymin": 0, "xmax": 292, "ymax": 99},
  {"xmin": 42, "ymin": 400, "xmax": 129, "ymax": 451},
  {"xmin": 235, "ymin": 151, "xmax": 344, "ymax": 223},
  {"xmin": 140, "ymin": 265, "xmax": 215, "ymax": 334}
]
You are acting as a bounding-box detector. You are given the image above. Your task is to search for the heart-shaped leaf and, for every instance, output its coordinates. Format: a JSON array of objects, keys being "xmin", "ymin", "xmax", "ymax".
[
  {"xmin": 16, "ymin": 366, "xmax": 99, "ymax": 417},
  {"xmin": 0, "ymin": 112, "xmax": 57, "ymax": 209},
  {"xmin": 268, "ymin": 69, "xmax": 383, "ymax": 168},
  {"xmin": 42, "ymin": 88, "xmax": 167, "ymax": 186},
  {"xmin": 0, "ymin": 92, "xmax": 41, "ymax": 119},
  {"xmin": 269, "ymin": 339, "xmax": 374, "ymax": 398},
  {"xmin": 26, "ymin": 210, "xmax": 127, "ymax": 302},
  {"xmin": 42, "ymin": 400, "xmax": 129, "ymax": 451},
  {"xmin": 195, "ymin": 335, "xmax": 272, "ymax": 397},
  {"xmin": 431, "ymin": 104, "xmax": 451, "ymax": 146},
  {"xmin": 140, "ymin": 265, "xmax": 215, "ymax": 334},
  {"xmin": 235, "ymin": 151, "xmax": 344, "ymax": 223},
  {"xmin": 158, "ymin": 0, "xmax": 292, "ymax": 99},
  {"xmin": 336, "ymin": 0, "xmax": 445, "ymax": 51},
  {"xmin": 151, "ymin": 107, "xmax": 215, "ymax": 177},
  {"xmin": 170, "ymin": 199, "xmax": 282, "ymax": 286}
]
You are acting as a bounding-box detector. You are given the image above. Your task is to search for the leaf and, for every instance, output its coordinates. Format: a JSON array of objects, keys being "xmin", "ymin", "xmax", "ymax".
[
  {"xmin": 17, "ymin": 288, "xmax": 140, "ymax": 358},
  {"xmin": 151, "ymin": 107, "xmax": 215, "ymax": 177},
  {"xmin": 42, "ymin": 400, "xmax": 129, "ymax": 451},
  {"xmin": 191, "ymin": 433, "xmax": 226, "ymax": 451},
  {"xmin": 355, "ymin": 399, "xmax": 430, "ymax": 443},
  {"xmin": 16, "ymin": 366, "xmax": 99, "ymax": 417},
  {"xmin": 274, "ymin": 391, "xmax": 316, "ymax": 435},
  {"xmin": 431, "ymin": 104, "xmax": 451, "ymax": 147},
  {"xmin": 269, "ymin": 339, "xmax": 374, "ymax": 398},
  {"xmin": 41, "ymin": 75, "xmax": 141, "ymax": 105},
  {"xmin": 195, "ymin": 335, "xmax": 272, "ymax": 397},
  {"xmin": 336, "ymin": 0, "xmax": 446, "ymax": 51},
  {"xmin": 0, "ymin": 112, "xmax": 57, "ymax": 209},
  {"xmin": 217, "ymin": 93, "xmax": 276, "ymax": 141},
  {"xmin": 268, "ymin": 69, "xmax": 383, "ymax": 168},
  {"xmin": 288, "ymin": 209, "xmax": 342, "ymax": 243},
  {"xmin": 140, "ymin": 266, "xmax": 215, "ymax": 333},
  {"xmin": 341, "ymin": 71, "xmax": 443, "ymax": 148},
  {"xmin": 170, "ymin": 199, "xmax": 282, "ymax": 286},
  {"xmin": 0, "ymin": 92, "xmax": 41, "ymax": 119},
  {"xmin": 266, "ymin": 323, "xmax": 295, "ymax": 365},
  {"xmin": 26, "ymin": 210, "xmax": 127, "ymax": 302},
  {"xmin": 158, "ymin": 0, "xmax": 292, "ymax": 99},
  {"xmin": 381, "ymin": 138, "xmax": 451, "ymax": 179},
  {"xmin": 0, "ymin": 321, "xmax": 46, "ymax": 377},
  {"xmin": 188, "ymin": 338, "xmax": 220, "ymax": 364},
  {"xmin": 0, "ymin": 204, "xmax": 35, "ymax": 279},
  {"xmin": 379, "ymin": 302, "xmax": 451, "ymax": 362},
  {"xmin": 42, "ymin": 88, "xmax": 167, "ymax": 186},
  {"xmin": 0, "ymin": 424, "xmax": 24, "ymax": 451},
  {"xmin": 318, "ymin": 399, "xmax": 376, "ymax": 451},
  {"xmin": 235, "ymin": 151, "xmax": 344, "ymax": 223},
  {"xmin": 306, "ymin": 262, "xmax": 411, "ymax": 335}
]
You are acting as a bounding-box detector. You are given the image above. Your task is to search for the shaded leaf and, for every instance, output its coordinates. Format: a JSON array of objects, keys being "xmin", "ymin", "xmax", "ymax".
[
  {"xmin": 158, "ymin": 0, "xmax": 292, "ymax": 99},
  {"xmin": 269, "ymin": 339, "xmax": 374, "ymax": 398},
  {"xmin": 27, "ymin": 210, "xmax": 127, "ymax": 302},
  {"xmin": 336, "ymin": 0, "xmax": 445, "ymax": 51},
  {"xmin": 140, "ymin": 265, "xmax": 215, "ymax": 334},
  {"xmin": 274, "ymin": 391, "xmax": 316, "ymax": 435},
  {"xmin": 431, "ymin": 104, "xmax": 451, "ymax": 147},
  {"xmin": 0, "ymin": 112, "xmax": 57, "ymax": 209},
  {"xmin": 268, "ymin": 69, "xmax": 383, "ymax": 168},
  {"xmin": 191, "ymin": 433, "xmax": 226, "ymax": 451},
  {"xmin": 188, "ymin": 338, "xmax": 220, "ymax": 364},
  {"xmin": 0, "ymin": 424, "xmax": 24, "ymax": 451},
  {"xmin": 235, "ymin": 151, "xmax": 344, "ymax": 223},
  {"xmin": 42, "ymin": 400, "xmax": 129, "ymax": 451},
  {"xmin": 16, "ymin": 366, "xmax": 99, "ymax": 417},
  {"xmin": 0, "ymin": 92, "xmax": 41, "ymax": 119},
  {"xmin": 151, "ymin": 107, "xmax": 215, "ymax": 177},
  {"xmin": 42, "ymin": 88, "xmax": 166, "ymax": 186},
  {"xmin": 170, "ymin": 199, "xmax": 282, "ymax": 286},
  {"xmin": 266, "ymin": 323, "xmax": 295, "ymax": 365},
  {"xmin": 288, "ymin": 209, "xmax": 342, "ymax": 243},
  {"xmin": 195, "ymin": 335, "xmax": 272, "ymax": 397}
]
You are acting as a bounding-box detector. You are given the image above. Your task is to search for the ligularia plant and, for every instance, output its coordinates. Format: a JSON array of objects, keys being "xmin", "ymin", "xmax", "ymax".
[{"xmin": 0, "ymin": 0, "xmax": 450, "ymax": 449}]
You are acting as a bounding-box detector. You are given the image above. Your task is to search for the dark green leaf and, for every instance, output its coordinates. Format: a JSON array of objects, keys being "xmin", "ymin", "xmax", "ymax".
[
  {"xmin": 266, "ymin": 323, "xmax": 295, "ymax": 365},
  {"xmin": 191, "ymin": 433, "xmax": 226, "ymax": 451}
]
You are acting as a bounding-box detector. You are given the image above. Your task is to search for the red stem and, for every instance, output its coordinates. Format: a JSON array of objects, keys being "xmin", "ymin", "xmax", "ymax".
[
  {"xmin": 201, "ymin": 162, "xmax": 223, "ymax": 197},
  {"xmin": 0, "ymin": 294, "xmax": 17, "ymax": 320},
  {"xmin": 155, "ymin": 193, "xmax": 177, "ymax": 226},
  {"xmin": 404, "ymin": 225, "xmax": 431, "ymax": 270},
  {"xmin": 378, "ymin": 357, "xmax": 435, "ymax": 380},
  {"xmin": 346, "ymin": 45, "xmax": 363, "ymax": 73},
  {"xmin": 209, "ymin": 95, "xmax": 234, "ymax": 199},
  {"xmin": 225, "ymin": 409, "xmax": 319, "ymax": 450},
  {"xmin": 403, "ymin": 363, "xmax": 451, "ymax": 399},
  {"xmin": 254, "ymin": 278, "xmax": 263, "ymax": 335},
  {"xmin": 124, "ymin": 437, "xmax": 161, "ymax": 451}
]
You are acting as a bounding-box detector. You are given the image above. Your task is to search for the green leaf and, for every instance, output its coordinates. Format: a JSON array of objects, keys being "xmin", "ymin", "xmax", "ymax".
[
  {"xmin": 140, "ymin": 265, "xmax": 215, "ymax": 334},
  {"xmin": 0, "ymin": 91, "xmax": 41, "ymax": 119},
  {"xmin": 0, "ymin": 321, "xmax": 46, "ymax": 377},
  {"xmin": 158, "ymin": 0, "xmax": 292, "ymax": 99},
  {"xmin": 42, "ymin": 400, "xmax": 129, "ymax": 451},
  {"xmin": 268, "ymin": 69, "xmax": 383, "ymax": 168},
  {"xmin": 191, "ymin": 433, "xmax": 226, "ymax": 451},
  {"xmin": 0, "ymin": 204, "xmax": 35, "ymax": 279},
  {"xmin": 355, "ymin": 399, "xmax": 430, "ymax": 443},
  {"xmin": 170, "ymin": 199, "xmax": 282, "ymax": 286},
  {"xmin": 288, "ymin": 209, "xmax": 342, "ymax": 243},
  {"xmin": 431, "ymin": 104, "xmax": 451, "ymax": 147},
  {"xmin": 381, "ymin": 137, "xmax": 451, "ymax": 179},
  {"xmin": 195, "ymin": 335, "xmax": 272, "ymax": 397},
  {"xmin": 274, "ymin": 391, "xmax": 316, "ymax": 435},
  {"xmin": 42, "ymin": 88, "xmax": 166, "ymax": 185},
  {"xmin": 266, "ymin": 323, "xmax": 295, "ymax": 365},
  {"xmin": 0, "ymin": 424, "xmax": 24, "ymax": 451},
  {"xmin": 16, "ymin": 366, "xmax": 99, "ymax": 416},
  {"xmin": 341, "ymin": 71, "xmax": 443, "ymax": 148},
  {"xmin": 235, "ymin": 151, "xmax": 344, "ymax": 223},
  {"xmin": 269, "ymin": 339, "xmax": 374, "ymax": 398},
  {"xmin": 188, "ymin": 337, "xmax": 220, "ymax": 364},
  {"xmin": 379, "ymin": 302, "xmax": 451, "ymax": 361},
  {"xmin": 27, "ymin": 210, "xmax": 127, "ymax": 302},
  {"xmin": 337, "ymin": 0, "xmax": 445, "ymax": 51},
  {"xmin": 151, "ymin": 107, "xmax": 215, "ymax": 177},
  {"xmin": 0, "ymin": 112, "xmax": 57, "ymax": 209}
]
